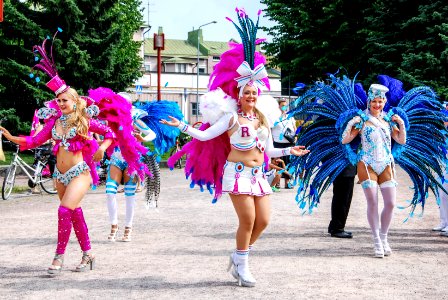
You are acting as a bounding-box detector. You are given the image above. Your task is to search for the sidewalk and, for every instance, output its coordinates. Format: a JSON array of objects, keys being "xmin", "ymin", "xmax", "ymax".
[{"xmin": 0, "ymin": 167, "xmax": 446, "ymax": 299}]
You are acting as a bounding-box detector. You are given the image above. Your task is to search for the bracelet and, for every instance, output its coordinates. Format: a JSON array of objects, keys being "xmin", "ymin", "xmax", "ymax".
[
  {"xmin": 177, "ymin": 122, "xmax": 189, "ymax": 132},
  {"xmin": 281, "ymin": 148, "xmax": 291, "ymax": 156}
]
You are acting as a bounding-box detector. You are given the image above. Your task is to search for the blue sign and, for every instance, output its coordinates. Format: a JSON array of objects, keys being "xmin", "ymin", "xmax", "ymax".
[{"xmin": 136, "ymin": 85, "xmax": 143, "ymax": 94}]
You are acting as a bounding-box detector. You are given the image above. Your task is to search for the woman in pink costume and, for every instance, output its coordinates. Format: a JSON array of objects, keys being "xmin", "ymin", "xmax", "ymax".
[
  {"xmin": 1, "ymin": 87, "xmax": 114, "ymax": 273},
  {"xmin": 161, "ymin": 8, "xmax": 309, "ymax": 287},
  {"xmin": 0, "ymin": 31, "xmax": 147, "ymax": 275}
]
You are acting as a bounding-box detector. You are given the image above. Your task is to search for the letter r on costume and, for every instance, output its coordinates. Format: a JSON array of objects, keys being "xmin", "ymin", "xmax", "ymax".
[{"xmin": 241, "ymin": 127, "xmax": 249, "ymax": 137}]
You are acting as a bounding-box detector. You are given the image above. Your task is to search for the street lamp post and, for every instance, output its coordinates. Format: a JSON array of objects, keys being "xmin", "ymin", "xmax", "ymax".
[{"xmin": 196, "ymin": 21, "xmax": 217, "ymax": 122}]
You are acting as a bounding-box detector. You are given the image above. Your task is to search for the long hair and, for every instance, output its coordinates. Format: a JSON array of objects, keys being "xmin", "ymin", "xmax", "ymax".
[
  {"xmin": 64, "ymin": 88, "xmax": 90, "ymax": 139},
  {"xmin": 254, "ymin": 106, "xmax": 268, "ymax": 128}
]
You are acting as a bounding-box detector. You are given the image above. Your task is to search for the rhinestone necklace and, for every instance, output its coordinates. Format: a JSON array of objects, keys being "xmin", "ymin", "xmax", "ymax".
[
  {"xmin": 59, "ymin": 113, "xmax": 74, "ymax": 129},
  {"xmin": 238, "ymin": 109, "xmax": 258, "ymax": 121}
]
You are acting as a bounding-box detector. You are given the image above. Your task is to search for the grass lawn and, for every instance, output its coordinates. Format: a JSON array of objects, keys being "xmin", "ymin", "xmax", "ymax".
[
  {"xmin": 0, "ymin": 186, "xmax": 30, "ymax": 194},
  {"xmin": 1, "ymin": 151, "xmax": 35, "ymax": 166}
]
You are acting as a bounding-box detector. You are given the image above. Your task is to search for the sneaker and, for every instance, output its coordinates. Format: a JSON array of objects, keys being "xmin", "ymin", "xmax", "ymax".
[
  {"xmin": 271, "ymin": 186, "xmax": 280, "ymax": 192},
  {"xmin": 285, "ymin": 180, "xmax": 293, "ymax": 189},
  {"xmin": 432, "ymin": 224, "xmax": 447, "ymax": 231},
  {"xmin": 441, "ymin": 226, "xmax": 448, "ymax": 232}
]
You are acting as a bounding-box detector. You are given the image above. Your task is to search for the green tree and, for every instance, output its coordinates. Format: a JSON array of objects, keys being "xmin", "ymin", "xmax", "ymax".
[
  {"xmin": 398, "ymin": 1, "xmax": 448, "ymax": 99},
  {"xmin": 361, "ymin": 0, "xmax": 448, "ymax": 98},
  {"xmin": 36, "ymin": 0, "xmax": 144, "ymax": 93},
  {"xmin": 0, "ymin": 0, "xmax": 144, "ymax": 128},
  {"xmin": 0, "ymin": 0, "xmax": 50, "ymax": 120},
  {"xmin": 261, "ymin": 0, "xmax": 370, "ymax": 91}
]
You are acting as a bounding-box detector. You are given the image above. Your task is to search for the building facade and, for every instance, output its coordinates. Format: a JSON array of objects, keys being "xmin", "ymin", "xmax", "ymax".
[{"xmin": 132, "ymin": 27, "xmax": 282, "ymax": 124}]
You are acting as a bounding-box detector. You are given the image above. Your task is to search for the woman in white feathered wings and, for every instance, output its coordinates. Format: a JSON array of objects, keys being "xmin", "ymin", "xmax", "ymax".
[{"xmin": 161, "ymin": 8, "xmax": 309, "ymax": 287}]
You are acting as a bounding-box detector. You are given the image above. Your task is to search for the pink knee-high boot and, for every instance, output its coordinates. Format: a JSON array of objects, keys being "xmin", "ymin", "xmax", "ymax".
[
  {"xmin": 56, "ymin": 206, "xmax": 73, "ymax": 255},
  {"xmin": 72, "ymin": 207, "xmax": 91, "ymax": 252}
]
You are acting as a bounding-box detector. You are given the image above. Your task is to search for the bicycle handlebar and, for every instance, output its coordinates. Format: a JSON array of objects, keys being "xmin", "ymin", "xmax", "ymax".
[{"xmin": 2, "ymin": 140, "xmax": 51, "ymax": 155}]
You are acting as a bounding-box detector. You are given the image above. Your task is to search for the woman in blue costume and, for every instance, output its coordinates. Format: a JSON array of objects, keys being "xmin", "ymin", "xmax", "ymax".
[
  {"xmin": 341, "ymin": 84, "xmax": 406, "ymax": 257},
  {"xmin": 287, "ymin": 73, "xmax": 447, "ymax": 258}
]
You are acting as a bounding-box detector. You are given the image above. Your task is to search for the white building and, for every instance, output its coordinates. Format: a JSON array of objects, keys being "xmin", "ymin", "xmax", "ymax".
[{"xmin": 132, "ymin": 27, "xmax": 281, "ymax": 123}]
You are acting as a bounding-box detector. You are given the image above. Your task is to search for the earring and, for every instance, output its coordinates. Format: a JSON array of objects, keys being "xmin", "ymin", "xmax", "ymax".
[{"xmin": 73, "ymin": 104, "xmax": 77, "ymax": 110}]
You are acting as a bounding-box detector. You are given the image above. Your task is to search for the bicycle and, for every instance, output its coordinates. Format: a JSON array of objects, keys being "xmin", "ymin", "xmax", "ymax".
[
  {"xmin": 168, "ymin": 122, "xmax": 202, "ymax": 169},
  {"xmin": 169, "ymin": 135, "xmax": 187, "ymax": 169},
  {"xmin": 2, "ymin": 142, "xmax": 57, "ymax": 200}
]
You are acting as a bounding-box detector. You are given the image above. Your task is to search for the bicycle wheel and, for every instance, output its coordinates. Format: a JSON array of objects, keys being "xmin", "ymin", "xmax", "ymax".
[
  {"xmin": 2, "ymin": 164, "xmax": 17, "ymax": 200},
  {"xmin": 39, "ymin": 174, "xmax": 57, "ymax": 194}
]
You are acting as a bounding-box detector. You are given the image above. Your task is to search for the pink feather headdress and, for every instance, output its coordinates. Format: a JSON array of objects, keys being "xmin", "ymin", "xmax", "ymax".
[{"xmin": 30, "ymin": 28, "xmax": 69, "ymax": 95}]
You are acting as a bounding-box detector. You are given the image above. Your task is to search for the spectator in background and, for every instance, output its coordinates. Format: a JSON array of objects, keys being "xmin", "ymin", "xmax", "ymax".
[{"xmin": 271, "ymin": 99, "xmax": 296, "ymax": 188}]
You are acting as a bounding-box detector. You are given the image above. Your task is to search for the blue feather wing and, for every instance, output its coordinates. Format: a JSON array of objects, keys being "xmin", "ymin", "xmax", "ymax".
[
  {"xmin": 137, "ymin": 101, "xmax": 184, "ymax": 155},
  {"xmin": 288, "ymin": 75, "xmax": 362, "ymax": 213},
  {"xmin": 390, "ymin": 86, "xmax": 448, "ymax": 212}
]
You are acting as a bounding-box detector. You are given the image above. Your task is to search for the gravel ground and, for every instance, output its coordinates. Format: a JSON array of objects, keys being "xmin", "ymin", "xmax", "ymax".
[{"xmin": 0, "ymin": 167, "xmax": 447, "ymax": 300}]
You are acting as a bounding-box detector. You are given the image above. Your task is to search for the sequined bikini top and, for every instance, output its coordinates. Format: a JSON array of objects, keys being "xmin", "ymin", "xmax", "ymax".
[
  {"xmin": 230, "ymin": 120, "xmax": 269, "ymax": 152},
  {"xmin": 51, "ymin": 118, "xmax": 77, "ymax": 150}
]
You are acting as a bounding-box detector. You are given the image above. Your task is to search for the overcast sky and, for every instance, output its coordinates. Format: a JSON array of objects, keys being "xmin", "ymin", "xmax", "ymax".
[{"xmin": 141, "ymin": 0, "xmax": 276, "ymax": 42}]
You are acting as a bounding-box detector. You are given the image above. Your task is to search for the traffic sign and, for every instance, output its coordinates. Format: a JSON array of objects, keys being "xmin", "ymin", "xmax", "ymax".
[{"xmin": 136, "ymin": 85, "xmax": 143, "ymax": 94}]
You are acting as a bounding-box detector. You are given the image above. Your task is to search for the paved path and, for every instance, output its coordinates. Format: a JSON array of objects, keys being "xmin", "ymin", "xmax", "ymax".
[{"xmin": 0, "ymin": 167, "xmax": 446, "ymax": 299}]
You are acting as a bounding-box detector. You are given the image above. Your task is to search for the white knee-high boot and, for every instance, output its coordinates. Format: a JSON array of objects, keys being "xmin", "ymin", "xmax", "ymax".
[{"xmin": 227, "ymin": 249, "xmax": 256, "ymax": 287}]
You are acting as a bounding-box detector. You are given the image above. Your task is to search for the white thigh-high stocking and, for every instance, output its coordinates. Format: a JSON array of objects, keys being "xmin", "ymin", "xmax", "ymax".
[
  {"xmin": 439, "ymin": 182, "xmax": 448, "ymax": 228},
  {"xmin": 361, "ymin": 180, "xmax": 383, "ymax": 257},
  {"xmin": 380, "ymin": 180, "xmax": 396, "ymax": 235},
  {"xmin": 125, "ymin": 195, "xmax": 136, "ymax": 227},
  {"xmin": 361, "ymin": 180, "xmax": 380, "ymax": 238},
  {"xmin": 380, "ymin": 180, "xmax": 397, "ymax": 256}
]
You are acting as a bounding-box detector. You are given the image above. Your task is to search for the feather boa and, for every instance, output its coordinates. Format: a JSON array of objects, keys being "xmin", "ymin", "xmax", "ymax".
[
  {"xmin": 199, "ymin": 88, "xmax": 238, "ymax": 125},
  {"xmin": 168, "ymin": 89, "xmax": 238, "ymax": 202},
  {"xmin": 168, "ymin": 122, "xmax": 230, "ymax": 203},
  {"xmin": 88, "ymin": 87, "xmax": 150, "ymax": 180}
]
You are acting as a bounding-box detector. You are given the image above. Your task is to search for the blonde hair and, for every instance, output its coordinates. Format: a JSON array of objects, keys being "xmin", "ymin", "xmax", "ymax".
[
  {"xmin": 254, "ymin": 107, "xmax": 269, "ymax": 129},
  {"xmin": 63, "ymin": 88, "xmax": 90, "ymax": 139}
]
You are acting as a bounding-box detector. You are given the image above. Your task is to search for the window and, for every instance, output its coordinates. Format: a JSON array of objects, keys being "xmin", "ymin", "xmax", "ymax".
[
  {"xmin": 191, "ymin": 102, "xmax": 201, "ymax": 116},
  {"xmin": 212, "ymin": 56, "xmax": 220, "ymax": 61},
  {"xmin": 198, "ymin": 67, "xmax": 206, "ymax": 74},
  {"xmin": 176, "ymin": 63, "xmax": 187, "ymax": 73},
  {"xmin": 144, "ymin": 64, "xmax": 151, "ymax": 72}
]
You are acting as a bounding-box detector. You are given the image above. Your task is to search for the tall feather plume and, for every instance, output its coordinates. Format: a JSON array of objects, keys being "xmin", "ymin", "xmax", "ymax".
[
  {"xmin": 226, "ymin": 8, "xmax": 261, "ymax": 69},
  {"xmin": 30, "ymin": 28, "xmax": 63, "ymax": 81}
]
